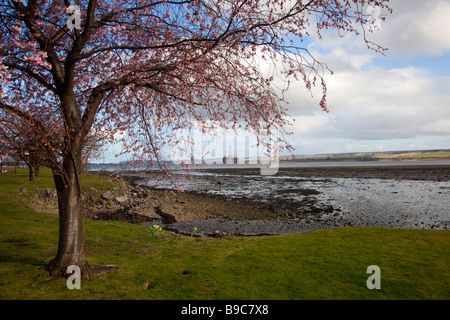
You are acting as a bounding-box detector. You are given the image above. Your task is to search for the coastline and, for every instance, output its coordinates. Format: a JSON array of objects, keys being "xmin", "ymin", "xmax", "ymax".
[
  {"xmin": 84, "ymin": 162, "xmax": 450, "ymax": 237},
  {"xmin": 201, "ymin": 163, "xmax": 450, "ymax": 181}
]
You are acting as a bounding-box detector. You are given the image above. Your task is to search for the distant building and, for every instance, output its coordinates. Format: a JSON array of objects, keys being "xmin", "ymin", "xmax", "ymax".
[
  {"xmin": 223, "ymin": 156, "xmax": 238, "ymax": 164},
  {"xmin": 223, "ymin": 145, "xmax": 238, "ymax": 164}
]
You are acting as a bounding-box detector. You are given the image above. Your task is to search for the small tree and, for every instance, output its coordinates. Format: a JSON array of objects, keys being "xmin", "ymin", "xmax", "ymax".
[
  {"xmin": 0, "ymin": 0, "xmax": 391, "ymax": 279},
  {"xmin": 0, "ymin": 117, "xmax": 46, "ymax": 180},
  {"xmin": 0, "ymin": 143, "xmax": 6, "ymax": 172}
]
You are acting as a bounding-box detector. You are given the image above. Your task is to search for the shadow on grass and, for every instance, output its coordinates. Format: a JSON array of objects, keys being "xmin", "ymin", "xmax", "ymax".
[{"xmin": 0, "ymin": 252, "xmax": 47, "ymax": 266}]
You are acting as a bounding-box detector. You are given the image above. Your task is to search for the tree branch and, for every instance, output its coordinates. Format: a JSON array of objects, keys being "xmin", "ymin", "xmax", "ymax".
[{"xmin": 3, "ymin": 62, "xmax": 56, "ymax": 93}]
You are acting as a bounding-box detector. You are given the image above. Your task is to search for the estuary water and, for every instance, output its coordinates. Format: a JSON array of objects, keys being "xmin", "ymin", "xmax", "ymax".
[{"xmin": 107, "ymin": 160, "xmax": 450, "ymax": 235}]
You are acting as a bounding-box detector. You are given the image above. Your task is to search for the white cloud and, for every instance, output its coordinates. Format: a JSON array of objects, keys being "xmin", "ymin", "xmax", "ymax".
[
  {"xmin": 372, "ymin": 0, "xmax": 450, "ymax": 57},
  {"xmin": 287, "ymin": 66, "xmax": 450, "ymax": 136},
  {"xmin": 303, "ymin": 0, "xmax": 450, "ymax": 59},
  {"xmin": 276, "ymin": 0, "xmax": 450, "ymax": 155},
  {"xmin": 282, "ymin": 60, "xmax": 450, "ymax": 154}
]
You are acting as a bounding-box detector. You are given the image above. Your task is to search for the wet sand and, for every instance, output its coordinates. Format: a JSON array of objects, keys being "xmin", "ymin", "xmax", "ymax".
[
  {"xmin": 122, "ymin": 164, "xmax": 450, "ymax": 236},
  {"xmin": 204, "ymin": 164, "xmax": 450, "ymax": 181}
]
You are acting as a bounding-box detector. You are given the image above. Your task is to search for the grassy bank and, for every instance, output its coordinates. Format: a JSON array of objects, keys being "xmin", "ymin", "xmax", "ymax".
[
  {"xmin": 282, "ymin": 150, "xmax": 450, "ymax": 162},
  {"xmin": 0, "ymin": 168, "xmax": 449, "ymax": 299}
]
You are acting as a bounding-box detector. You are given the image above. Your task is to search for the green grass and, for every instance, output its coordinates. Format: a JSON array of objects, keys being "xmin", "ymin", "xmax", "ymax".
[
  {"xmin": 409, "ymin": 151, "xmax": 450, "ymax": 159},
  {"xmin": 283, "ymin": 150, "xmax": 450, "ymax": 162},
  {"xmin": 0, "ymin": 168, "xmax": 449, "ymax": 300}
]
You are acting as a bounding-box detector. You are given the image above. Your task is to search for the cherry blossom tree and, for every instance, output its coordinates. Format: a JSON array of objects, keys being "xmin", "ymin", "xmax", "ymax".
[
  {"xmin": 0, "ymin": 0, "xmax": 391, "ymax": 279},
  {"xmin": 0, "ymin": 140, "xmax": 7, "ymax": 172},
  {"xmin": 0, "ymin": 113, "xmax": 48, "ymax": 180}
]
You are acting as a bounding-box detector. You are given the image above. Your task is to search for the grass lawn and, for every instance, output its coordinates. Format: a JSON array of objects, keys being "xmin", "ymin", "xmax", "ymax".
[{"xmin": 0, "ymin": 168, "xmax": 449, "ymax": 300}]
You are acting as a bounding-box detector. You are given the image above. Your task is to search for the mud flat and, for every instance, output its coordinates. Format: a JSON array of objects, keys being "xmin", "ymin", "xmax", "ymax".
[
  {"xmin": 120, "ymin": 163, "xmax": 450, "ymax": 236},
  {"xmin": 205, "ymin": 163, "xmax": 450, "ymax": 181}
]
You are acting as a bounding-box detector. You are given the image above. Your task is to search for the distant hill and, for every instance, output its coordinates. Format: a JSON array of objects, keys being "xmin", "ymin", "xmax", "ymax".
[
  {"xmin": 281, "ymin": 149, "xmax": 450, "ymax": 162},
  {"xmin": 89, "ymin": 149, "xmax": 450, "ymax": 168}
]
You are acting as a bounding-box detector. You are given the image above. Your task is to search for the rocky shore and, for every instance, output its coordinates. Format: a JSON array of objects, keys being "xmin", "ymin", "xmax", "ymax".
[
  {"xmin": 28, "ymin": 174, "xmax": 292, "ymax": 234},
  {"xmin": 27, "ymin": 164, "xmax": 450, "ymax": 237},
  {"xmin": 88, "ymin": 171, "xmax": 353, "ymax": 236}
]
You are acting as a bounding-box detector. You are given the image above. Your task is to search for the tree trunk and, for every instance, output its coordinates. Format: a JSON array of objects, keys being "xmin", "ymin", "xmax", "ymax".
[
  {"xmin": 47, "ymin": 151, "xmax": 92, "ymax": 280},
  {"xmin": 25, "ymin": 152, "xmax": 41, "ymax": 181},
  {"xmin": 27, "ymin": 163, "xmax": 36, "ymax": 181}
]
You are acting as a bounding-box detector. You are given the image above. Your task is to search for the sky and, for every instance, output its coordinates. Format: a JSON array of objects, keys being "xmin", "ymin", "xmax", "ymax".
[
  {"xmin": 281, "ymin": 0, "xmax": 450, "ymax": 155},
  {"xmin": 102, "ymin": 0, "xmax": 450, "ymax": 163}
]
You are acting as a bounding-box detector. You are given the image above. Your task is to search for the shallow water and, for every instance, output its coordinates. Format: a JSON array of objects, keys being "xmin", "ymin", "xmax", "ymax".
[
  {"xmin": 319, "ymin": 178, "xmax": 450, "ymax": 229},
  {"xmin": 136, "ymin": 165, "xmax": 450, "ymax": 235}
]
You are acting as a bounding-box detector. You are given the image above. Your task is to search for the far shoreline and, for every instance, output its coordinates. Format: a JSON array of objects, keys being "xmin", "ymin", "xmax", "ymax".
[
  {"xmin": 88, "ymin": 159, "xmax": 450, "ymax": 183},
  {"xmin": 89, "ymin": 158, "xmax": 450, "ymax": 172}
]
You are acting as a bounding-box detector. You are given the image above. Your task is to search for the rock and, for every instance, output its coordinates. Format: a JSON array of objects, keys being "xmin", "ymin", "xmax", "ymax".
[
  {"xmin": 312, "ymin": 207, "xmax": 322, "ymax": 214},
  {"xmin": 115, "ymin": 195, "xmax": 128, "ymax": 204},
  {"xmin": 140, "ymin": 191, "xmax": 149, "ymax": 198},
  {"xmin": 43, "ymin": 188, "xmax": 57, "ymax": 199},
  {"xmin": 101, "ymin": 190, "xmax": 114, "ymax": 200},
  {"xmin": 154, "ymin": 206, "xmax": 176, "ymax": 224}
]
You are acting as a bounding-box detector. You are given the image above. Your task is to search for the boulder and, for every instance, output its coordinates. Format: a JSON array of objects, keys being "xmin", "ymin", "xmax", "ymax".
[
  {"xmin": 43, "ymin": 188, "xmax": 57, "ymax": 200},
  {"xmin": 115, "ymin": 195, "xmax": 128, "ymax": 204},
  {"xmin": 101, "ymin": 190, "xmax": 114, "ymax": 200}
]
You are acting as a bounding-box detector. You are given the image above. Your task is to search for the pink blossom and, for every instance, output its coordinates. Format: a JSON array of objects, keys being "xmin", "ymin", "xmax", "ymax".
[
  {"xmin": 0, "ymin": 0, "xmax": 392, "ymax": 272},
  {"xmin": 11, "ymin": 25, "xmax": 22, "ymax": 34},
  {"xmin": 26, "ymin": 51, "xmax": 50, "ymax": 69}
]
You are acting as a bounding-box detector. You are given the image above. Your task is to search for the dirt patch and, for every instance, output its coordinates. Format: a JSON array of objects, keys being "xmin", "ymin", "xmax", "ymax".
[{"xmin": 90, "ymin": 264, "xmax": 119, "ymax": 277}]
